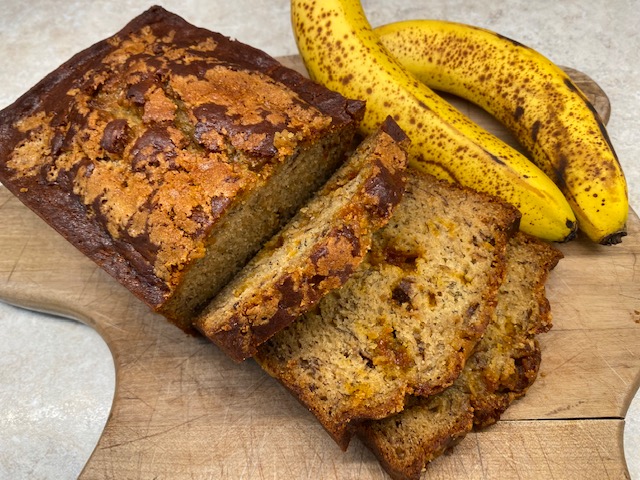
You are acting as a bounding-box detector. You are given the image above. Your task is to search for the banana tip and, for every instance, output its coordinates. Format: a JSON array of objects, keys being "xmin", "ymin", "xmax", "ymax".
[
  {"xmin": 599, "ymin": 229, "xmax": 627, "ymax": 245},
  {"xmin": 559, "ymin": 219, "xmax": 578, "ymax": 243}
]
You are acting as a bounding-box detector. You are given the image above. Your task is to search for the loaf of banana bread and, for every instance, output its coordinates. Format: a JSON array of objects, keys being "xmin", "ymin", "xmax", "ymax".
[
  {"xmin": 354, "ymin": 232, "xmax": 563, "ymax": 480},
  {"xmin": 0, "ymin": 6, "xmax": 364, "ymax": 330},
  {"xmin": 255, "ymin": 170, "xmax": 521, "ymax": 449},
  {"xmin": 195, "ymin": 118, "xmax": 409, "ymax": 361}
]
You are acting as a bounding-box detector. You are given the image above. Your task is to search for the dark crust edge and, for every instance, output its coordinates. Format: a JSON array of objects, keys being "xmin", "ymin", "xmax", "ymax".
[{"xmin": 0, "ymin": 5, "xmax": 365, "ymax": 313}]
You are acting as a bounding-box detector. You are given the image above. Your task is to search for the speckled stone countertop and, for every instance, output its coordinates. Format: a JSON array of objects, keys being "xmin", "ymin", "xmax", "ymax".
[{"xmin": 0, "ymin": 1, "xmax": 638, "ymax": 478}]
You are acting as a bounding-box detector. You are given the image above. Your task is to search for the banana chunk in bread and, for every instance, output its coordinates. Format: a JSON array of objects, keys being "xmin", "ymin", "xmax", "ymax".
[
  {"xmin": 0, "ymin": 6, "xmax": 364, "ymax": 330},
  {"xmin": 195, "ymin": 118, "xmax": 409, "ymax": 361},
  {"xmin": 355, "ymin": 232, "xmax": 562, "ymax": 480},
  {"xmin": 255, "ymin": 171, "xmax": 520, "ymax": 449}
]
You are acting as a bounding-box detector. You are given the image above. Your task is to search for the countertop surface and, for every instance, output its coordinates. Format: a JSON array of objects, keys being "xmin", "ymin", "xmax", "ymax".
[{"xmin": 0, "ymin": 1, "xmax": 638, "ymax": 479}]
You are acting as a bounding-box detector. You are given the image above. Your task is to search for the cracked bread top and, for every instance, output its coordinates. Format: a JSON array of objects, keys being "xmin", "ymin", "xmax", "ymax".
[{"xmin": 0, "ymin": 6, "xmax": 364, "ymax": 309}]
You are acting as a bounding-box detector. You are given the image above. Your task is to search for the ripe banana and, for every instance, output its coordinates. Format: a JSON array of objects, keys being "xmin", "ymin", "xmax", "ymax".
[
  {"xmin": 291, "ymin": 0, "xmax": 577, "ymax": 243},
  {"xmin": 374, "ymin": 19, "xmax": 629, "ymax": 245}
]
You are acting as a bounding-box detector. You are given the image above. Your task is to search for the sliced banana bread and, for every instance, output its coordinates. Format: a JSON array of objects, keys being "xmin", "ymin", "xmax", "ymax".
[
  {"xmin": 461, "ymin": 231, "xmax": 563, "ymax": 427},
  {"xmin": 0, "ymin": 6, "xmax": 365, "ymax": 331},
  {"xmin": 354, "ymin": 232, "xmax": 563, "ymax": 480},
  {"xmin": 195, "ymin": 118, "xmax": 409, "ymax": 361},
  {"xmin": 255, "ymin": 171, "xmax": 520, "ymax": 449},
  {"xmin": 357, "ymin": 386, "xmax": 474, "ymax": 480}
]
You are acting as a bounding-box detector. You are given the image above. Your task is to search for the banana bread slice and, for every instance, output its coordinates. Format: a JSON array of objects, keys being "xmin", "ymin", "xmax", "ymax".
[
  {"xmin": 195, "ymin": 118, "xmax": 409, "ymax": 362},
  {"xmin": 0, "ymin": 6, "xmax": 364, "ymax": 331},
  {"xmin": 354, "ymin": 232, "xmax": 563, "ymax": 480},
  {"xmin": 357, "ymin": 387, "xmax": 474, "ymax": 480},
  {"xmin": 460, "ymin": 231, "xmax": 563, "ymax": 427},
  {"xmin": 255, "ymin": 171, "xmax": 520, "ymax": 449}
]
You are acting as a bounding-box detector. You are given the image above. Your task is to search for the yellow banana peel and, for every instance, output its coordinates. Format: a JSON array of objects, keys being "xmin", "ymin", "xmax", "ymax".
[
  {"xmin": 291, "ymin": 0, "xmax": 578, "ymax": 242},
  {"xmin": 375, "ymin": 19, "xmax": 628, "ymax": 244}
]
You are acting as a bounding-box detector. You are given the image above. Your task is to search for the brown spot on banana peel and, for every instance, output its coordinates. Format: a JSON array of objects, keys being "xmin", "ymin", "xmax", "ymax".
[
  {"xmin": 553, "ymin": 154, "xmax": 570, "ymax": 192},
  {"xmin": 531, "ymin": 120, "xmax": 541, "ymax": 143},
  {"xmin": 488, "ymin": 152, "xmax": 506, "ymax": 166},
  {"xmin": 514, "ymin": 105, "xmax": 525, "ymax": 120},
  {"xmin": 341, "ymin": 73, "xmax": 354, "ymax": 85},
  {"xmin": 588, "ymin": 102, "xmax": 620, "ymax": 164},
  {"xmin": 539, "ymin": 155, "xmax": 578, "ymax": 243}
]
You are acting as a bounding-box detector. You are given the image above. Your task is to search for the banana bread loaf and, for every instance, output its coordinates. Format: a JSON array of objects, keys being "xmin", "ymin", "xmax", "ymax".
[
  {"xmin": 195, "ymin": 118, "xmax": 409, "ymax": 361},
  {"xmin": 354, "ymin": 232, "xmax": 562, "ymax": 480},
  {"xmin": 0, "ymin": 6, "xmax": 365, "ymax": 330},
  {"xmin": 255, "ymin": 170, "xmax": 520, "ymax": 449}
]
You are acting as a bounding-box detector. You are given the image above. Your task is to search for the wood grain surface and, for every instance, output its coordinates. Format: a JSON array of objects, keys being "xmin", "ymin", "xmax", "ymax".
[{"xmin": 0, "ymin": 57, "xmax": 638, "ymax": 479}]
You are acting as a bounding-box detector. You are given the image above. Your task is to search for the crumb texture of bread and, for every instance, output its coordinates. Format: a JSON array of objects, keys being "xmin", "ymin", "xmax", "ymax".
[
  {"xmin": 354, "ymin": 232, "xmax": 563, "ymax": 480},
  {"xmin": 0, "ymin": 6, "xmax": 364, "ymax": 329},
  {"xmin": 255, "ymin": 170, "xmax": 521, "ymax": 449},
  {"xmin": 196, "ymin": 118, "xmax": 409, "ymax": 361}
]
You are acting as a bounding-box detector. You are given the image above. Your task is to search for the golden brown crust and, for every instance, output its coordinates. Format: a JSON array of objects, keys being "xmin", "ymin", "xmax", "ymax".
[
  {"xmin": 0, "ymin": 6, "xmax": 364, "ymax": 321},
  {"xmin": 196, "ymin": 119, "xmax": 409, "ymax": 361}
]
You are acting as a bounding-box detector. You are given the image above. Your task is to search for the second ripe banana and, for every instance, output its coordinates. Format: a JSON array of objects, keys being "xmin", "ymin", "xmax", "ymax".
[
  {"xmin": 291, "ymin": 0, "xmax": 577, "ymax": 243},
  {"xmin": 374, "ymin": 20, "xmax": 628, "ymax": 245}
]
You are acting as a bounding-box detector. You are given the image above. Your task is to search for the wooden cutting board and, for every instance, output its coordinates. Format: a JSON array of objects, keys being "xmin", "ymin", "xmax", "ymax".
[{"xmin": 1, "ymin": 56, "xmax": 638, "ymax": 479}]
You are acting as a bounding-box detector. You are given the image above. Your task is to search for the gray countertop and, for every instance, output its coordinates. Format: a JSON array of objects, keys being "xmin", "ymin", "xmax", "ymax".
[{"xmin": 0, "ymin": 1, "xmax": 638, "ymax": 478}]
